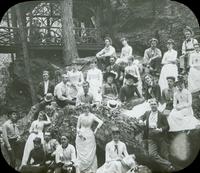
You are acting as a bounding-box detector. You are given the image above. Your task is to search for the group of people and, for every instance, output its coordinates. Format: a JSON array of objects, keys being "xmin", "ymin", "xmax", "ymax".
[{"xmin": 1, "ymin": 25, "xmax": 200, "ymax": 173}]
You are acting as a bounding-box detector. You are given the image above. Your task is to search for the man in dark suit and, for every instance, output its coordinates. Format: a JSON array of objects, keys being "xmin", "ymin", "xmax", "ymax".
[
  {"xmin": 138, "ymin": 98, "xmax": 175, "ymax": 172},
  {"xmin": 37, "ymin": 71, "xmax": 54, "ymax": 102}
]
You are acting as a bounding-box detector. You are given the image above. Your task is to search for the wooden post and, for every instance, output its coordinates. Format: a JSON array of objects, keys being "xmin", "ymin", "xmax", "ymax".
[
  {"xmin": 15, "ymin": 5, "xmax": 37, "ymax": 104},
  {"xmin": 60, "ymin": 0, "xmax": 79, "ymax": 65}
]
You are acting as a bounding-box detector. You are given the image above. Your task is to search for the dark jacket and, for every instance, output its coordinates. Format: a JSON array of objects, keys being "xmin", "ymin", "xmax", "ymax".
[
  {"xmin": 37, "ymin": 81, "xmax": 54, "ymax": 101},
  {"xmin": 139, "ymin": 111, "xmax": 169, "ymax": 140},
  {"xmin": 142, "ymin": 84, "xmax": 161, "ymax": 102}
]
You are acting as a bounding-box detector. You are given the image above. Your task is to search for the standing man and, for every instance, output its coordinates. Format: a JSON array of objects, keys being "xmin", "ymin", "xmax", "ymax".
[
  {"xmin": 180, "ymin": 26, "xmax": 198, "ymax": 74},
  {"xmin": 138, "ymin": 99, "xmax": 175, "ymax": 172},
  {"xmin": 2, "ymin": 108, "xmax": 21, "ymax": 169},
  {"xmin": 96, "ymin": 37, "xmax": 116, "ymax": 70},
  {"xmin": 143, "ymin": 38, "xmax": 162, "ymax": 77},
  {"xmin": 54, "ymin": 74, "xmax": 76, "ymax": 108},
  {"xmin": 37, "ymin": 71, "xmax": 54, "ymax": 102}
]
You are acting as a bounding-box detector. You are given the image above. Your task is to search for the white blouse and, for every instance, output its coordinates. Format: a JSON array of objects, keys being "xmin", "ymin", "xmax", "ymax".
[{"xmin": 161, "ymin": 49, "xmax": 177, "ymax": 65}]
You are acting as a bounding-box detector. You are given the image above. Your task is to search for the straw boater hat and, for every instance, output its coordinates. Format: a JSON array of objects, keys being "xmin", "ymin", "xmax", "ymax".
[
  {"xmin": 183, "ymin": 26, "xmax": 194, "ymax": 36},
  {"xmin": 107, "ymin": 100, "xmax": 119, "ymax": 109},
  {"xmin": 104, "ymin": 37, "xmax": 113, "ymax": 45},
  {"xmin": 44, "ymin": 93, "xmax": 53, "ymax": 102},
  {"xmin": 148, "ymin": 38, "xmax": 158, "ymax": 45},
  {"xmin": 33, "ymin": 137, "xmax": 42, "ymax": 144},
  {"xmin": 104, "ymin": 71, "xmax": 117, "ymax": 80},
  {"xmin": 166, "ymin": 76, "xmax": 176, "ymax": 81},
  {"xmin": 111, "ymin": 126, "xmax": 120, "ymax": 133}
]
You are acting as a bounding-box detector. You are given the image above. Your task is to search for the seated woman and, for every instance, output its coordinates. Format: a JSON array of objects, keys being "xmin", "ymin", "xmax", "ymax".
[
  {"xmin": 21, "ymin": 137, "xmax": 46, "ymax": 173},
  {"xmin": 167, "ymin": 79, "xmax": 200, "ymax": 132},
  {"xmin": 97, "ymin": 126, "xmax": 137, "ymax": 173},
  {"xmin": 21, "ymin": 111, "xmax": 51, "ymax": 168},
  {"xmin": 54, "ymin": 135, "xmax": 78, "ymax": 173},
  {"xmin": 102, "ymin": 71, "xmax": 118, "ymax": 102}
]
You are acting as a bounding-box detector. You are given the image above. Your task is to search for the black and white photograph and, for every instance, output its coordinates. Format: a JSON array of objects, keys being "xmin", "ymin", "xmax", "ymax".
[{"xmin": 0, "ymin": 0, "xmax": 200, "ymax": 173}]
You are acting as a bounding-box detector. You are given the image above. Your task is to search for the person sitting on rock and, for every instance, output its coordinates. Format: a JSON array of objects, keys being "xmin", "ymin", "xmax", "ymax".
[
  {"xmin": 106, "ymin": 56, "xmax": 124, "ymax": 92},
  {"xmin": 37, "ymin": 70, "xmax": 54, "ymax": 102},
  {"xmin": 96, "ymin": 37, "xmax": 116, "ymax": 71},
  {"xmin": 54, "ymin": 135, "xmax": 78, "ymax": 173},
  {"xmin": 97, "ymin": 126, "xmax": 137, "ymax": 173},
  {"xmin": 54, "ymin": 74, "xmax": 76, "ymax": 108},
  {"xmin": 143, "ymin": 38, "xmax": 162, "ymax": 77},
  {"xmin": 102, "ymin": 71, "xmax": 118, "ymax": 102},
  {"xmin": 161, "ymin": 76, "xmax": 177, "ymax": 116},
  {"xmin": 43, "ymin": 132, "xmax": 59, "ymax": 173},
  {"xmin": 119, "ymin": 73, "xmax": 142, "ymax": 104},
  {"xmin": 21, "ymin": 137, "xmax": 46, "ymax": 173},
  {"xmin": 142, "ymin": 74, "xmax": 161, "ymax": 102},
  {"xmin": 138, "ymin": 99, "xmax": 175, "ymax": 172},
  {"xmin": 76, "ymin": 81, "xmax": 94, "ymax": 106}
]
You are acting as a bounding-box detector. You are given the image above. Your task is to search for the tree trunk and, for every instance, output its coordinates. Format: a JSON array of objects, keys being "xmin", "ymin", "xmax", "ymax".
[
  {"xmin": 15, "ymin": 5, "xmax": 37, "ymax": 104},
  {"xmin": 60, "ymin": 0, "xmax": 79, "ymax": 66}
]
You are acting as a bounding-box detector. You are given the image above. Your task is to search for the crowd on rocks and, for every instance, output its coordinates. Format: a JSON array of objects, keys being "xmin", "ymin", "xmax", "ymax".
[{"xmin": 1, "ymin": 26, "xmax": 200, "ymax": 173}]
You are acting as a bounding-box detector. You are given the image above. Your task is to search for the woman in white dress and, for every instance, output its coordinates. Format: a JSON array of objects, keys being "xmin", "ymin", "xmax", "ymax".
[
  {"xmin": 159, "ymin": 39, "xmax": 178, "ymax": 93},
  {"xmin": 86, "ymin": 60, "xmax": 103, "ymax": 103},
  {"xmin": 167, "ymin": 80, "xmax": 200, "ymax": 132},
  {"xmin": 76, "ymin": 104, "xmax": 103, "ymax": 173},
  {"xmin": 20, "ymin": 111, "xmax": 51, "ymax": 168},
  {"xmin": 188, "ymin": 43, "xmax": 200, "ymax": 94}
]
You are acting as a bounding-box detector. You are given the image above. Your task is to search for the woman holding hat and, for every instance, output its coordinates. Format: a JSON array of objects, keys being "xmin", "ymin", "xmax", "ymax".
[
  {"xmin": 158, "ymin": 39, "xmax": 178, "ymax": 93},
  {"xmin": 167, "ymin": 79, "xmax": 200, "ymax": 132},
  {"xmin": 76, "ymin": 104, "xmax": 103, "ymax": 173},
  {"xmin": 102, "ymin": 71, "xmax": 118, "ymax": 101},
  {"xmin": 21, "ymin": 111, "xmax": 51, "ymax": 168}
]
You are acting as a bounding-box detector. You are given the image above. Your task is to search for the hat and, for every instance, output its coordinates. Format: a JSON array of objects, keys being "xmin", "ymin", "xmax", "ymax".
[
  {"xmin": 44, "ymin": 132, "xmax": 51, "ymax": 136},
  {"xmin": 33, "ymin": 137, "xmax": 41, "ymax": 144},
  {"xmin": 120, "ymin": 37, "xmax": 128, "ymax": 42},
  {"xmin": 148, "ymin": 98, "xmax": 158, "ymax": 104},
  {"xmin": 166, "ymin": 76, "xmax": 176, "ymax": 81},
  {"xmin": 125, "ymin": 74, "xmax": 138, "ymax": 83},
  {"xmin": 62, "ymin": 73, "xmax": 69, "ymax": 78},
  {"xmin": 149, "ymin": 38, "xmax": 158, "ymax": 44},
  {"xmin": 43, "ymin": 70, "xmax": 49, "ymax": 75},
  {"xmin": 105, "ymin": 71, "xmax": 117, "ymax": 79},
  {"xmin": 107, "ymin": 100, "xmax": 119, "ymax": 109},
  {"xmin": 44, "ymin": 93, "xmax": 53, "ymax": 102},
  {"xmin": 104, "ymin": 37, "xmax": 113, "ymax": 45},
  {"xmin": 111, "ymin": 126, "xmax": 120, "ymax": 133},
  {"xmin": 167, "ymin": 39, "xmax": 175, "ymax": 45},
  {"xmin": 183, "ymin": 26, "xmax": 194, "ymax": 36},
  {"xmin": 7, "ymin": 108, "xmax": 17, "ymax": 115}
]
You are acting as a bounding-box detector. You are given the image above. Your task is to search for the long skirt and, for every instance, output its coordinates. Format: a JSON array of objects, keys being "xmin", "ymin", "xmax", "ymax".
[
  {"xmin": 188, "ymin": 67, "xmax": 200, "ymax": 93},
  {"xmin": 21, "ymin": 132, "xmax": 44, "ymax": 167},
  {"xmin": 89, "ymin": 85, "xmax": 102, "ymax": 103},
  {"xmin": 167, "ymin": 107, "xmax": 200, "ymax": 132},
  {"xmin": 76, "ymin": 128, "xmax": 97, "ymax": 173},
  {"xmin": 158, "ymin": 64, "xmax": 178, "ymax": 93}
]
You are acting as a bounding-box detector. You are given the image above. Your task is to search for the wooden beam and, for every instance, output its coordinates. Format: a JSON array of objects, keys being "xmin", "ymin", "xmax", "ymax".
[{"xmin": 15, "ymin": 5, "xmax": 37, "ymax": 104}]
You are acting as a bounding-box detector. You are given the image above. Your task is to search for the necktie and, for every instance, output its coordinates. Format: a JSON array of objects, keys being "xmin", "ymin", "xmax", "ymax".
[{"xmin": 114, "ymin": 145, "xmax": 118, "ymax": 154}]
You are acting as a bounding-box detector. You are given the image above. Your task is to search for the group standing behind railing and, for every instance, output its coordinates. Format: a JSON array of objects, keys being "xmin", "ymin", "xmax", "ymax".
[{"xmin": 1, "ymin": 26, "xmax": 200, "ymax": 173}]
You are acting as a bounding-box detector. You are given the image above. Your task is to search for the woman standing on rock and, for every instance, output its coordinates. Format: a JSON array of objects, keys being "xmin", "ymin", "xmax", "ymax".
[
  {"xmin": 76, "ymin": 104, "xmax": 103, "ymax": 173},
  {"xmin": 20, "ymin": 111, "xmax": 51, "ymax": 169}
]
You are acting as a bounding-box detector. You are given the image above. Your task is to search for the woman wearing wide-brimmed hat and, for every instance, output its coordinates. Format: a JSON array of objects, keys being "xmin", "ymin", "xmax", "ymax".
[{"xmin": 158, "ymin": 39, "xmax": 178, "ymax": 93}]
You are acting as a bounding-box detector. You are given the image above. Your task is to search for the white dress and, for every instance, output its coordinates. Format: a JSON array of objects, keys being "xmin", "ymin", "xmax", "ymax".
[
  {"xmin": 21, "ymin": 118, "xmax": 51, "ymax": 166},
  {"xmin": 86, "ymin": 68, "xmax": 103, "ymax": 102},
  {"xmin": 188, "ymin": 52, "xmax": 200, "ymax": 93},
  {"xmin": 167, "ymin": 89, "xmax": 200, "ymax": 132},
  {"xmin": 116, "ymin": 45, "xmax": 132, "ymax": 64},
  {"xmin": 158, "ymin": 49, "xmax": 178, "ymax": 93}
]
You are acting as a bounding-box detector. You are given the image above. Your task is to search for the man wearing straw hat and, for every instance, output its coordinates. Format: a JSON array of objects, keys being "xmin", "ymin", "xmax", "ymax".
[{"xmin": 180, "ymin": 26, "xmax": 198, "ymax": 74}]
